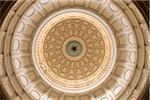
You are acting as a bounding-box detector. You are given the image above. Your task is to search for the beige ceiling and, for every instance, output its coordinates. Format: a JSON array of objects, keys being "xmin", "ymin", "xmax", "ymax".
[{"xmin": 0, "ymin": 0, "xmax": 149, "ymax": 100}]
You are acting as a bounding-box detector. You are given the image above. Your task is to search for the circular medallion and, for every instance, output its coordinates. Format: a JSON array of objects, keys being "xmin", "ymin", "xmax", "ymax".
[
  {"xmin": 32, "ymin": 9, "xmax": 116, "ymax": 93},
  {"xmin": 66, "ymin": 40, "xmax": 82, "ymax": 57},
  {"xmin": 62, "ymin": 37, "xmax": 86, "ymax": 61}
]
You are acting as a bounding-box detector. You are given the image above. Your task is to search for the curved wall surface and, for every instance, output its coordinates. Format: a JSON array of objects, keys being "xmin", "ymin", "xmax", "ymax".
[{"xmin": 0, "ymin": 0, "xmax": 149, "ymax": 100}]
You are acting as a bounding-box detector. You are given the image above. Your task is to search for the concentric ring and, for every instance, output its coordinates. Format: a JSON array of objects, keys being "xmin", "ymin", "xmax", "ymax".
[
  {"xmin": 32, "ymin": 9, "xmax": 116, "ymax": 93},
  {"xmin": 0, "ymin": 0, "xmax": 149, "ymax": 99}
]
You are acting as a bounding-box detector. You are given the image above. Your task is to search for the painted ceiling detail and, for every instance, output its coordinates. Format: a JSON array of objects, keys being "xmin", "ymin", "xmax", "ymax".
[{"xmin": 0, "ymin": 0, "xmax": 149, "ymax": 100}]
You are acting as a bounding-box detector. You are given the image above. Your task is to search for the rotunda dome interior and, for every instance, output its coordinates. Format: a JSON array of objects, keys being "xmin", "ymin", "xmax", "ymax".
[{"xmin": 0, "ymin": 0, "xmax": 149, "ymax": 100}]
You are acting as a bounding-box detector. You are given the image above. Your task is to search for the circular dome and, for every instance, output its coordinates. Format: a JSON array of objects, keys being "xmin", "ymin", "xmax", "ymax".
[
  {"xmin": 0, "ymin": 0, "xmax": 149, "ymax": 100},
  {"xmin": 32, "ymin": 9, "xmax": 116, "ymax": 93}
]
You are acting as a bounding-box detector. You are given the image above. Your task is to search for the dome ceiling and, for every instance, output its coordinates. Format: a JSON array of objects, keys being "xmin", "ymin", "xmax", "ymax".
[{"xmin": 0, "ymin": 0, "xmax": 149, "ymax": 100}]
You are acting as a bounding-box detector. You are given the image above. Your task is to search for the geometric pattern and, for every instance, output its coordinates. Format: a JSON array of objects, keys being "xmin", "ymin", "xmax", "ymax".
[{"xmin": 0, "ymin": 0, "xmax": 149, "ymax": 100}]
